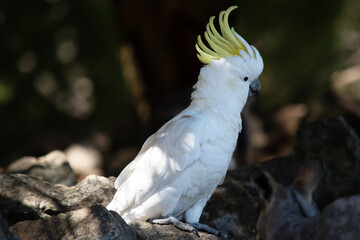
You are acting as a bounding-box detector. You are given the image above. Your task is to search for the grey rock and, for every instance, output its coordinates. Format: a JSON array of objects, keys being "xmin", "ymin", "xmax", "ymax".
[
  {"xmin": 199, "ymin": 155, "xmax": 302, "ymax": 239},
  {"xmin": 6, "ymin": 150, "xmax": 77, "ymax": 186},
  {"xmin": 200, "ymin": 117, "xmax": 360, "ymax": 239},
  {"xmin": 1, "ymin": 117, "xmax": 359, "ymax": 240},
  {"xmin": 132, "ymin": 221, "xmax": 221, "ymax": 240},
  {"xmin": 0, "ymin": 173, "xmax": 116, "ymax": 225},
  {"xmin": 295, "ymin": 117, "xmax": 360, "ymax": 209},
  {"xmin": 1, "ymin": 171, "xmax": 222, "ymax": 239},
  {"xmin": 201, "ymin": 173, "xmax": 259, "ymax": 240},
  {"xmin": 10, "ymin": 204, "xmax": 136, "ymax": 240}
]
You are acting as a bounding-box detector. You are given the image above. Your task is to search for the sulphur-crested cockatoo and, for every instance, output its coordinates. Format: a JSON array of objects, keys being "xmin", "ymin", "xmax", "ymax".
[{"xmin": 107, "ymin": 5, "xmax": 263, "ymax": 238}]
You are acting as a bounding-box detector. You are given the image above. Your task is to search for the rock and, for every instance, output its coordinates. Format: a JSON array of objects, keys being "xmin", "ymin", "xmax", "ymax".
[
  {"xmin": 295, "ymin": 117, "xmax": 360, "ymax": 209},
  {"xmin": 6, "ymin": 150, "xmax": 77, "ymax": 186},
  {"xmin": 296, "ymin": 117, "xmax": 360, "ymax": 167},
  {"xmin": 200, "ymin": 117, "xmax": 360, "ymax": 239},
  {"xmin": 10, "ymin": 204, "xmax": 136, "ymax": 240},
  {"xmin": 1, "ymin": 117, "xmax": 360, "ymax": 240},
  {"xmin": 198, "ymin": 155, "xmax": 301, "ymax": 240},
  {"xmin": 0, "ymin": 214, "xmax": 19, "ymax": 240},
  {"xmin": 0, "ymin": 173, "xmax": 116, "ymax": 225},
  {"xmin": 201, "ymin": 173, "xmax": 259, "ymax": 240},
  {"xmin": 9, "ymin": 204, "xmax": 222, "ymax": 240},
  {"xmin": 1, "ymin": 172, "xmax": 221, "ymax": 239},
  {"xmin": 132, "ymin": 221, "xmax": 220, "ymax": 240}
]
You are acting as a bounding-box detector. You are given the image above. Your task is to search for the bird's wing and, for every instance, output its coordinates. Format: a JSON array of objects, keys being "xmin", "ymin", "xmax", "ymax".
[
  {"xmin": 114, "ymin": 133, "xmax": 157, "ymax": 189},
  {"xmin": 112, "ymin": 113, "xmax": 209, "ymax": 211}
]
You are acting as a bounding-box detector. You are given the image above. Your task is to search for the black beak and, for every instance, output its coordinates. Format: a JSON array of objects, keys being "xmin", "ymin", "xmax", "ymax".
[{"xmin": 248, "ymin": 78, "xmax": 261, "ymax": 97}]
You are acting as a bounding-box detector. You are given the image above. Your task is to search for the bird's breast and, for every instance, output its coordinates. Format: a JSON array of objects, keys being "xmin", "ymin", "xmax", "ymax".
[{"xmin": 183, "ymin": 132, "xmax": 237, "ymax": 197}]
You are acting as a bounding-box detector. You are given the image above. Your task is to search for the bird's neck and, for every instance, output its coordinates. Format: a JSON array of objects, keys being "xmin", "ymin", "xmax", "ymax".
[{"xmin": 189, "ymin": 65, "xmax": 248, "ymax": 132}]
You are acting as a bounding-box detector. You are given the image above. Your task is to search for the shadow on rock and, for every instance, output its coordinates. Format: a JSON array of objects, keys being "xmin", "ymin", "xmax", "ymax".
[{"xmin": 0, "ymin": 117, "xmax": 359, "ymax": 240}]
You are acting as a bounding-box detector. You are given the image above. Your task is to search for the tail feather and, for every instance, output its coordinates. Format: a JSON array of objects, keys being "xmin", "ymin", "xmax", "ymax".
[
  {"xmin": 107, "ymin": 199, "xmax": 139, "ymax": 224},
  {"xmin": 107, "ymin": 199, "xmax": 121, "ymax": 214}
]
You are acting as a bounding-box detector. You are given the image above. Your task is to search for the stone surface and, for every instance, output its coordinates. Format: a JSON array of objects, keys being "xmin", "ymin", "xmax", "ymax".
[
  {"xmin": 1, "ymin": 117, "xmax": 360, "ymax": 240},
  {"xmin": 0, "ymin": 173, "xmax": 116, "ymax": 225},
  {"xmin": 10, "ymin": 205, "xmax": 136, "ymax": 240},
  {"xmin": 295, "ymin": 117, "xmax": 360, "ymax": 209},
  {"xmin": 201, "ymin": 174, "xmax": 259, "ymax": 240},
  {"xmin": 200, "ymin": 156, "xmax": 303, "ymax": 240},
  {"xmin": 200, "ymin": 117, "xmax": 360, "ymax": 239},
  {"xmin": 132, "ymin": 221, "xmax": 221, "ymax": 240},
  {"xmin": 6, "ymin": 150, "xmax": 77, "ymax": 186}
]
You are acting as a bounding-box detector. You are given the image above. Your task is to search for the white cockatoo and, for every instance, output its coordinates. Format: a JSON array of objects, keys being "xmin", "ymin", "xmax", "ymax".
[{"xmin": 107, "ymin": 5, "xmax": 263, "ymax": 238}]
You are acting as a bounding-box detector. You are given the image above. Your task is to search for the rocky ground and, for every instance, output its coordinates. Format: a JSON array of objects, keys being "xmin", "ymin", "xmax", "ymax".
[{"xmin": 1, "ymin": 117, "xmax": 360, "ymax": 240}]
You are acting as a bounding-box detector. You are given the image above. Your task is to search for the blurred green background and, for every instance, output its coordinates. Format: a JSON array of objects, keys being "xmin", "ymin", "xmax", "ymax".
[{"xmin": 1, "ymin": 0, "xmax": 360, "ymax": 175}]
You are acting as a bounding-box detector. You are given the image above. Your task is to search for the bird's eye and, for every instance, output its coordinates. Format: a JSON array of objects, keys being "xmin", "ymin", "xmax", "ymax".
[{"xmin": 243, "ymin": 76, "xmax": 249, "ymax": 81}]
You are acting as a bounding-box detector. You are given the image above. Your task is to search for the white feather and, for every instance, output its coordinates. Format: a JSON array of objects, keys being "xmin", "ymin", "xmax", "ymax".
[{"xmin": 107, "ymin": 44, "xmax": 263, "ymax": 224}]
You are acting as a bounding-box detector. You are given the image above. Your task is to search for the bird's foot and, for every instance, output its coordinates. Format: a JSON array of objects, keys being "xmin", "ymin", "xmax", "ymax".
[
  {"xmin": 147, "ymin": 216, "xmax": 200, "ymax": 237},
  {"xmin": 190, "ymin": 222, "xmax": 231, "ymax": 239},
  {"xmin": 147, "ymin": 216, "xmax": 230, "ymax": 239}
]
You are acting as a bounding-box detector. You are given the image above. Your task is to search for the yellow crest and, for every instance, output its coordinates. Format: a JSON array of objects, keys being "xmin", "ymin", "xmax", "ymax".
[{"xmin": 196, "ymin": 6, "xmax": 251, "ymax": 64}]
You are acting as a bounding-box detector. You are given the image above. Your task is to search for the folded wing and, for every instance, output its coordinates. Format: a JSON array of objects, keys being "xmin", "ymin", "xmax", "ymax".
[{"xmin": 111, "ymin": 114, "xmax": 209, "ymax": 215}]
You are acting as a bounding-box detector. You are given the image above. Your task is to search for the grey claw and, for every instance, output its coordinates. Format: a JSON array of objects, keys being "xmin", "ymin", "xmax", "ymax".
[
  {"xmin": 190, "ymin": 222, "xmax": 230, "ymax": 239},
  {"xmin": 147, "ymin": 216, "xmax": 230, "ymax": 238},
  {"xmin": 147, "ymin": 216, "xmax": 200, "ymax": 237}
]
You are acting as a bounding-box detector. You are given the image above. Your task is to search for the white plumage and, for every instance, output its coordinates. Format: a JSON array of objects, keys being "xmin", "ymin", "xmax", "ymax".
[{"xmin": 107, "ymin": 5, "xmax": 264, "ymax": 234}]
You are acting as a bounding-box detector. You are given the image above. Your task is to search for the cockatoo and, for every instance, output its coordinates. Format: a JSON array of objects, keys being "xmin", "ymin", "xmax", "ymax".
[{"xmin": 107, "ymin": 5, "xmax": 263, "ymax": 238}]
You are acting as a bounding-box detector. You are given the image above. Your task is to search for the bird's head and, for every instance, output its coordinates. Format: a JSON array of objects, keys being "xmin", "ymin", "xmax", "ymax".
[{"xmin": 196, "ymin": 6, "xmax": 263, "ymax": 98}]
